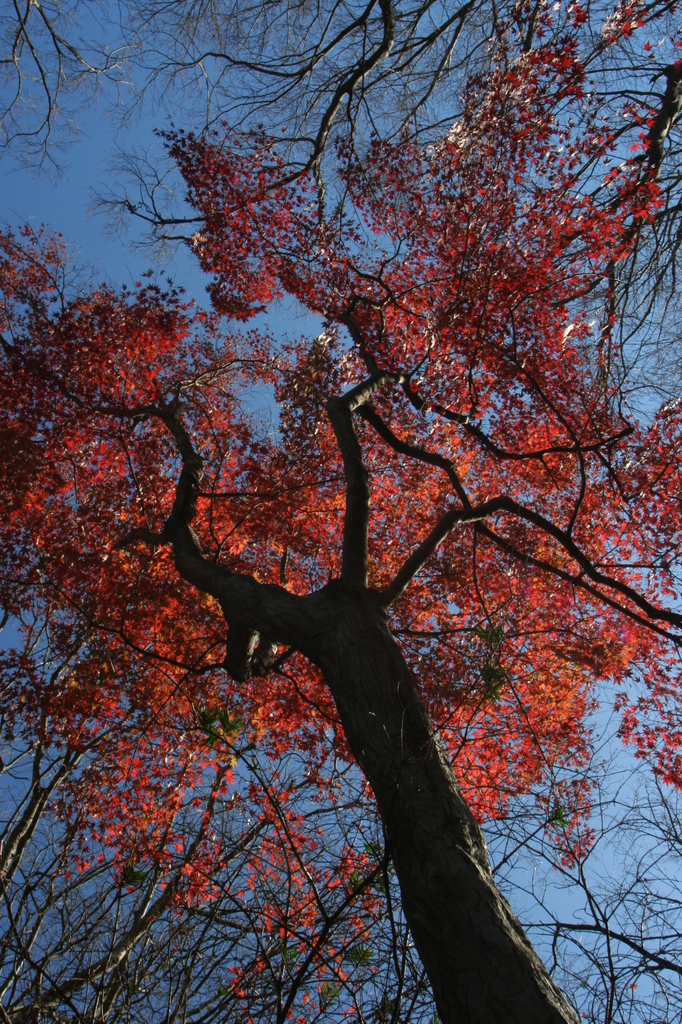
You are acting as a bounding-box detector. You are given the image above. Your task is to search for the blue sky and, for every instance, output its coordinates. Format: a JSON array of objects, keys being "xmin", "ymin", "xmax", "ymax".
[
  {"xmin": 2, "ymin": 96, "xmax": 207, "ymax": 297},
  {"xmin": 2, "ymin": 33, "xmax": 680, "ymax": 1020}
]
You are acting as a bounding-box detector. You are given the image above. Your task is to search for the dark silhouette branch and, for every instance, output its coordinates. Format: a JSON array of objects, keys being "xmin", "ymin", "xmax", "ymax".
[
  {"xmin": 326, "ymin": 372, "xmax": 404, "ymax": 587},
  {"xmin": 383, "ymin": 494, "xmax": 682, "ymax": 639}
]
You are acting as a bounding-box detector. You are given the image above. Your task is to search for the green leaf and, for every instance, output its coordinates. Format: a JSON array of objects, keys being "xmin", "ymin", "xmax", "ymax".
[
  {"xmin": 549, "ymin": 803, "xmax": 569, "ymax": 830},
  {"xmin": 122, "ymin": 860, "xmax": 147, "ymax": 886},
  {"xmin": 320, "ymin": 982, "xmax": 339, "ymax": 1006},
  {"xmin": 363, "ymin": 840, "xmax": 383, "ymax": 860},
  {"xmin": 481, "ymin": 661, "xmax": 505, "ymax": 703},
  {"xmin": 475, "ymin": 622, "xmax": 506, "ymax": 702},
  {"xmin": 349, "ymin": 869, "xmax": 364, "ymax": 893},
  {"xmin": 199, "ymin": 707, "xmax": 243, "ymax": 747},
  {"xmin": 473, "ymin": 622, "xmax": 504, "ymax": 649},
  {"xmin": 219, "ymin": 708, "xmax": 242, "ymax": 735},
  {"xmin": 348, "ymin": 943, "xmax": 374, "ymax": 966},
  {"xmin": 379, "ymin": 994, "xmax": 395, "ymax": 1017}
]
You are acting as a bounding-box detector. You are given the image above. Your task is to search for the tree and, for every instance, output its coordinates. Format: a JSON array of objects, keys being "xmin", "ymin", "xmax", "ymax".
[
  {"xmin": 2, "ymin": 14, "xmax": 682, "ymax": 1024},
  {"xmin": 0, "ymin": 0, "xmax": 120, "ymax": 162},
  {"xmin": 4, "ymin": 719, "xmax": 682, "ymax": 1023},
  {"xmin": 526, "ymin": 745, "xmax": 682, "ymax": 1023}
]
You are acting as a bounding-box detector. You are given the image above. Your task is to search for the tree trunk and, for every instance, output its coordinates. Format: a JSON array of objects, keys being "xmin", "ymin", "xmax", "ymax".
[
  {"xmin": 168, "ymin": 458, "xmax": 579, "ymax": 1023},
  {"xmin": 307, "ymin": 582, "xmax": 578, "ymax": 1024}
]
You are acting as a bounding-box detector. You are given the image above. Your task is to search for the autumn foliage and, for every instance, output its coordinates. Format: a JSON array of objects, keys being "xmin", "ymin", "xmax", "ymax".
[{"xmin": 2, "ymin": 18, "xmax": 682, "ymax": 1020}]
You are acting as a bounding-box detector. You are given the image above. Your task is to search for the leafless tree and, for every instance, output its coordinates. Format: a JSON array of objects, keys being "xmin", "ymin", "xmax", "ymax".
[
  {"xmin": 0, "ymin": 0, "xmax": 122, "ymax": 164},
  {"xmin": 486, "ymin": 712, "xmax": 682, "ymax": 1024}
]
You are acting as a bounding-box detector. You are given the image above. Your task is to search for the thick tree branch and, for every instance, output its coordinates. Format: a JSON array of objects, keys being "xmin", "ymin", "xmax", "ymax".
[
  {"xmin": 326, "ymin": 372, "xmax": 404, "ymax": 587},
  {"xmin": 307, "ymin": 0, "xmax": 396, "ymax": 174},
  {"xmin": 382, "ymin": 499, "xmax": 506, "ymax": 603},
  {"xmin": 401, "ymin": 379, "xmax": 632, "ymax": 463},
  {"xmin": 117, "ymin": 403, "xmax": 312, "ymax": 668},
  {"xmin": 223, "ymin": 621, "xmax": 279, "ymax": 681},
  {"xmin": 358, "ymin": 404, "xmax": 469, "ymax": 503},
  {"xmin": 326, "ymin": 397, "xmax": 371, "ymax": 586},
  {"xmin": 477, "ymin": 521, "xmax": 682, "ymax": 644},
  {"xmin": 382, "ymin": 494, "xmax": 682, "ymax": 638},
  {"xmin": 647, "ymin": 62, "xmax": 682, "ymax": 177}
]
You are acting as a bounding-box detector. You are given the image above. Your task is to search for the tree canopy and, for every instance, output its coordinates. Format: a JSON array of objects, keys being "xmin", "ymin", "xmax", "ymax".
[{"xmin": 2, "ymin": 3, "xmax": 682, "ymax": 1023}]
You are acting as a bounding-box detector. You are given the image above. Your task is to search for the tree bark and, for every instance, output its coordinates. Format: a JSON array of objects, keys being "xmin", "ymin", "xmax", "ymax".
[
  {"xmin": 173, "ymin": 556, "xmax": 579, "ymax": 1021},
  {"xmin": 161, "ymin": 409, "xmax": 579, "ymax": 1023},
  {"xmin": 304, "ymin": 582, "xmax": 578, "ymax": 1024}
]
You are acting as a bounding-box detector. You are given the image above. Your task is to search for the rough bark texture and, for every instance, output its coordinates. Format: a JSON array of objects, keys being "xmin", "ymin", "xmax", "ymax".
[
  {"xmin": 174, "ymin": 546, "xmax": 578, "ymax": 1021},
  {"xmin": 307, "ymin": 584, "xmax": 578, "ymax": 1024},
  {"xmin": 160, "ymin": 406, "xmax": 578, "ymax": 1023}
]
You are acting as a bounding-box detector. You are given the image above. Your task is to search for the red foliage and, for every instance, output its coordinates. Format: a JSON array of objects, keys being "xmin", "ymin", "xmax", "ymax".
[{"xmin": 2, "ymin": 21, "xmax": 681, "ymax": 1012}]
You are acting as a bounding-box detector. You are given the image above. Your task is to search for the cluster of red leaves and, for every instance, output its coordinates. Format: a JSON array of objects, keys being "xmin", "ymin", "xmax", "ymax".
[
  {"xmin": 167, "ymin": 37, "xmax": 682, "ymax": 829},
  {"xmin": 2, "ymin": 19, "xmax": 682, "ymax": 1003}
]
